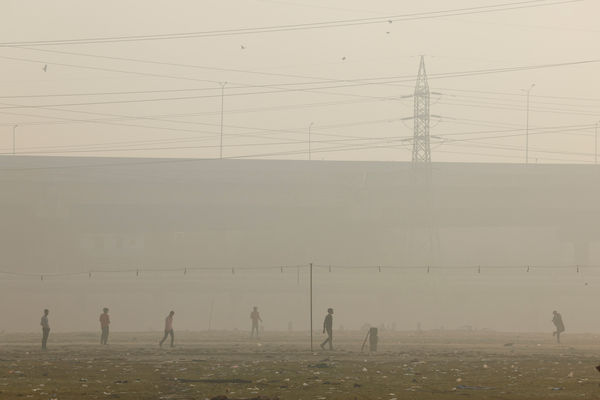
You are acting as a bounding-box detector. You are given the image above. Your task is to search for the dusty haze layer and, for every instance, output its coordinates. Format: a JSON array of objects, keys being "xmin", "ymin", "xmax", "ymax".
[{"xmin": 1, "ymin": 156, "xmax": 599, "ymax": 333}]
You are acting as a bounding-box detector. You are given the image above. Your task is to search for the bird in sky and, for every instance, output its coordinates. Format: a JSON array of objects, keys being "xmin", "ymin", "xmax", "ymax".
[
  {"xmin": 341, "ymin": 56, "xmax": 346, "ymax": 61},
  {"xmin": 240, "ymin": 45, "xmax": 246, "ymax": 50},
  {"xmin": 42, "ymin": 64, "xmax": 47, "ymax": 72}
]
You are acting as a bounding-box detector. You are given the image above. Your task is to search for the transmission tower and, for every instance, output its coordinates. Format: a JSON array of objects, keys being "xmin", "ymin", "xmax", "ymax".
[
  {"xmin": 412, "ymin": 56, "xmax": 431, "ymax": 164},
  {"xmin": 402, "ymin": 56, "xmax": 439, "ymax": 267}
]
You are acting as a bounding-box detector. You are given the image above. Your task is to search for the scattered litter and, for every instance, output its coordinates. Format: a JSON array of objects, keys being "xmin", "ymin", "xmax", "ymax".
[
  {"xmin": 177, "ymin": 378, "xmax": 252, "ymax": 384},
  {"xmin": 210, "ymin": 397, "xmax": 278, "ymax": 400},
  {"xmin": 309, "ymin": 363, "xmax": 330, "ymax": 369},
  {"xmin": 456, "ymin": 385, "xmax": 493, "ymax": 390}
]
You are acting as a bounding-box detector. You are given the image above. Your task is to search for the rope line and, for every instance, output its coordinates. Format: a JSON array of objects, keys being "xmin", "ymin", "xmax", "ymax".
[{"xmin": 0, "ymin": 263, "xmax": 597, "ymax": 280}]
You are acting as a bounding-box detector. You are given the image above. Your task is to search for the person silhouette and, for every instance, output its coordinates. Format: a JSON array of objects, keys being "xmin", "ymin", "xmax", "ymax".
[
  {"xmin": 40, "ymin": 309, "xmax": 50, "ymax": 350},
  {"xmin": 320, "ymin": 308, "xmax": 334, "ymax": 350},
  {"xmin": 99, "ymin": 308, "xmax": 110, "ymax": 345},
  {"xmin": 552, "ymin": 310, "xmax": 565, "ymax": 343},
  {"xmin": 250, "ymin": 306, "xmax": 262, "ymax": 338},
  {"xmin": 159, "ymin": 311, "xmax": 175, "ymax": 348}
]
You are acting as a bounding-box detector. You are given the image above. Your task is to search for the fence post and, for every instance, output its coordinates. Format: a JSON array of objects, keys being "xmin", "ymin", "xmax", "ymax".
[{"xmin": 310, "ymin": 263, "xmax": 313, "ymax": 352}]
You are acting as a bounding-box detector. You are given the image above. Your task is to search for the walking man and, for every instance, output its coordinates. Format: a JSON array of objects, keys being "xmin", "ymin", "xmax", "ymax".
[
  {"xmin": 320, "ymin": 308, "xmax": 334, "ymax": 350},
  {"xmin": 250, "ymin": 306, "xmax": 262, "ymax": 338},
  {"xmin": 40, "ymin": 309, "xmax": 50, "ymax": 350},
  {"xmin": 552, "ymin": 310, "xmax": 565, "ymax": 343},
  {"xmin": 159, "ymin": 311, "xmax": 175, "ymax": 348},
  {"xmin": 99, "ymin": 308, "xmax": 110, "ymax": 345}
]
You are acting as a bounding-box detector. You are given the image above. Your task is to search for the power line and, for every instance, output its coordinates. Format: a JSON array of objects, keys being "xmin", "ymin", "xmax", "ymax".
[
  {"xmin": 0, "ymin": 100, "xmax": 409, "ymax": 151},
  {"xmin": 13, "ymin": 45, "xmax": 343, "ymax": 84},
  {"xmin": 435, "ymin": 85, "xmax": 600, "ymax": 103},
  {"xmin": 441, "ymin": 100, "xmax": 600, "ymax": 119},
  {"xmin": 0, "ymin": 122, "xmax": 595, "ymax": 167},
  {"xmin": 0, "ymin": 98, "xmax": 385, "ymax": 128},
  {"xmin": 0, "ymin": 134, "xmax": 408, "ymax": 156},
  {"xmin": 0, "ymin": 57, "xmax": 597, "ymax": 110},
  {"xmin": 0, "ymin": 1, "xmax": 579, "ymax": 46},
  {"xmin": 1, "ymin": 122, "xmax": 590, "ymax": 156},
  {"xmin": 1, "ymin": 262, "xmax": 598, "ymax": 281},
  {"xmin": 12, "ymin": 46, "xmax": 600, "ymax": 107}
]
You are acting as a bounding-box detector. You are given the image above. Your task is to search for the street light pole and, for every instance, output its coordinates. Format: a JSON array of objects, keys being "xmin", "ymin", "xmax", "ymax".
[
  {"xmin": 524, "ymin": 84, "xmax": 535, "ymax": 164},
  {"xmin": 308, "ymin": 122, "xmax": 314, "ymax": 160},
  {"xmin": 12, "ymin": 124, "xmax": 17, "ymax": 155},
  {"xmin": 219, "ymin": 82, "xmax": 227, "ymax": 160}
]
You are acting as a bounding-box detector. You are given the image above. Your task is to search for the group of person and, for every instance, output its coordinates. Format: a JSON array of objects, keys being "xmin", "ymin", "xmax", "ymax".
[
  {"xmin": 37, "ymin": 307, "xmax": 263, "ymax": 350},
  {"xmin": 37, "ymin": 306, "xmax": 560, "ymax": 351},
  {"xmin": 40, "ymin": 307, "xmax": 111, "ymax": 350}
]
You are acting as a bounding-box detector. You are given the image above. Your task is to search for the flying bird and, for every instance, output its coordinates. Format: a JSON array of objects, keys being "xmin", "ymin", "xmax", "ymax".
[
  {"xmin": 341, "ymin": 56, "xmax": 346, "ymax": 61},
  {"xmin": 42, "ymin": 64, "xmax": 47, "ymax": 72},
  {"xmin": 240, "ymin": 45, "xmax": 246, "ymax": 50}
]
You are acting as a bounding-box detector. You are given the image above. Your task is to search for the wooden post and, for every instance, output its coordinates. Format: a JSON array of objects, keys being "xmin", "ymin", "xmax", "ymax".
[{"xmin": 310, "ymin": 263, "xmax": 313, "ymax": 352}]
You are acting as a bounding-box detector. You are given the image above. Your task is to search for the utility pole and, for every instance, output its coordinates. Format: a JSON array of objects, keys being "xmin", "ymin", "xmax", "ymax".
[
  {"xmin": 412, "ymin": 56, "xmax": 431, "ymax": 164},
  {"xmin": 309, "ymin": 262, "xmax": 313, "ymax": 352},
  {"xmin": 219, "ymin": 82, "xmax": 227, "ymax": 159},
  {"xmin": 523, "ymin": 83, "xmax": 535, "ymax": 164},
  {"xmin": 12, "ymin": 124, "xmax": 17, "ymax": 155},
  {"xmin": 308, "ymin": 122, "xmax": 314, "ymax": 160}
]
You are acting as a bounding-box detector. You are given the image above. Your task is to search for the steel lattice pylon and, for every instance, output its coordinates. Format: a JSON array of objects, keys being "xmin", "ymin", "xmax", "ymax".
[{"xmin": 412, "ymin": 56, "xmax": 431, "ymax": 164}]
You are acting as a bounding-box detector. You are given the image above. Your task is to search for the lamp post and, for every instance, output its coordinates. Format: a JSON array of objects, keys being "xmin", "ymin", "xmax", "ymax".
[
  {"xmin": 523, "ymin": 84, "xmax": 535, "ymax": 164},
  {"xmin": 12, "ymin": 124, "xmax": 17, "ymax": 155},
  {"xmin": 219, "ymin": 82, "xmax": 227, "ymax": 159},
  {"xmin": 308, "ymin": 122, "xmax": 314, "ymax": 160}
]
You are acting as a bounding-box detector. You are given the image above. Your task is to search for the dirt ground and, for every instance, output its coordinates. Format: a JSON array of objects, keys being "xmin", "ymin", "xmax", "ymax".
[{"xmin": 1, "ymin": 330, "xmax": 600, "ymax": 399}]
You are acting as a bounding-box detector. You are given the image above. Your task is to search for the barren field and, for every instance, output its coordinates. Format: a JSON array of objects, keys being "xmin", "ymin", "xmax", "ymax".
[{"xmin": 1, "ymin": 330, "xmax": 600, "ymax": 399}]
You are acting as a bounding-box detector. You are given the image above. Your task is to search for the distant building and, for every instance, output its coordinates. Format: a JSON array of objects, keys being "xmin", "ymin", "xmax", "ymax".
[{"xmin": 1, "ymin": 156, "xmax": 599, "ymax": 273}]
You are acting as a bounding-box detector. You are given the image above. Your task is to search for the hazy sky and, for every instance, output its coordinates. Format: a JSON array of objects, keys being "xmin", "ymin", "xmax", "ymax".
[
  {"xmin": 2, "ymin": 1, "xmax": 600, "ymax": 333},
  {"xmin": 0, "ymin": 0, "xmax": 599, "ymax": 163}
]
